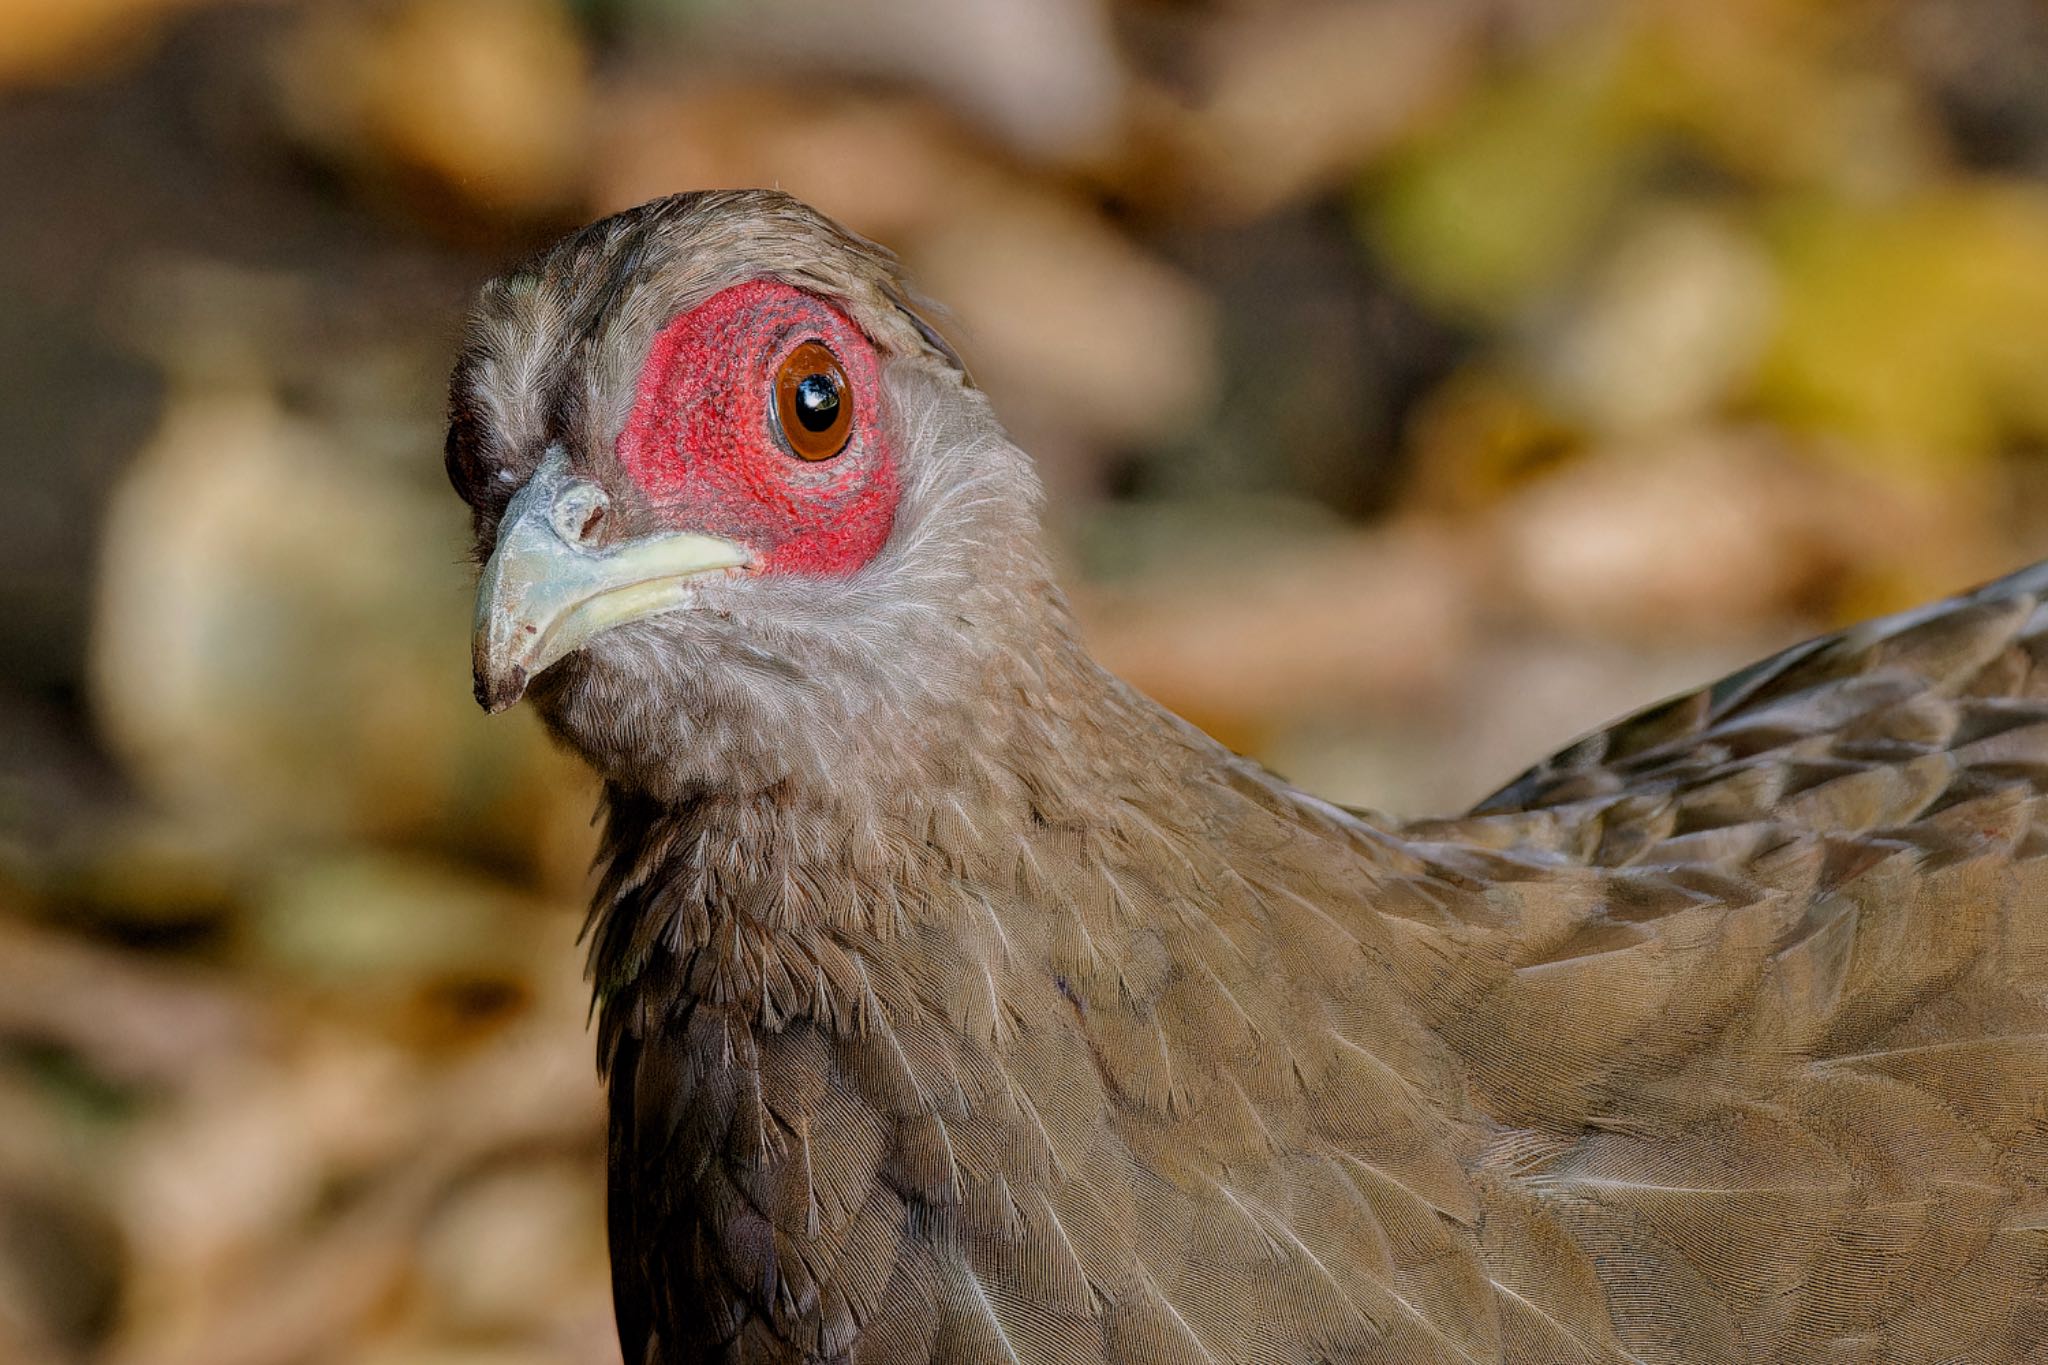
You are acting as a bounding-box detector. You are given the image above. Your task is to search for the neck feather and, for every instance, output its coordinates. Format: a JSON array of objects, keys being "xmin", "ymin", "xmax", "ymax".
[{"xmin": 580, "ymin": 617, "xmax": 1481, "ymax": 1360}]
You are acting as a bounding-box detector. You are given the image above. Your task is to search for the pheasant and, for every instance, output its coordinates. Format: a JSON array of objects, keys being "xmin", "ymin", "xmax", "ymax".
[{"xmin": 448, "ymin": 190, "xmax": 2048, "ymax": 1364}]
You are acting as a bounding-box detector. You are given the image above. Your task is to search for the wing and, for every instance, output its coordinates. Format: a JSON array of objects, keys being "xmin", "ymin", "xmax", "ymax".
[
  {"xmin": 1394, "ymin": 559, "xmax": 2048, "ymax": 1361},
  {"xmin": 1461, "ymin": 559, "xmax": 2048, "ymax": 846}
]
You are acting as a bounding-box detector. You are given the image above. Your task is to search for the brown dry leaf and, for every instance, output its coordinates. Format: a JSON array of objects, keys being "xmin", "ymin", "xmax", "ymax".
[
  {"xmin": 273, "ymin": 0, "xmax": 591, "ymax": 215},
  {"xmin": 352, "ymin": 1346, "xmax": 611, "ymax": 1365},
  {"xmin": 106, "ymin": 945, "xmax": 603, "ymax": 1365},
  {"xmin": 676, "ymin": 0, "xmax": 1125, "ymax": 164},
  {"xmin": 0, "ymin": 0, "xmax": 236, "ymax": 86},
  {"xmin": 1625, "ymin": 0, "xmax": 1941, "ymax": 193},
  {"xmin": 1402, "ymin": 366, "xmax": 1585, "ymax": 516},
  {"xmin": 0, "ymin": 1068, "xmax": 125, "ymax": 1365},
  {"xmin": 590, "ymin": 83, "xmax": 981, "ymax": 244},
  {"xmin": 908, "ymin": 187, "xmax": 1219, "ymax": 450},
  {"xmin": 1492, "ymin": 429, "xmax": 2008, "ymax": 639},
  {"xmin": 0, "ymin": 916, "xmax": 254, "ymax": 1090},
  {"xmin": 1497, "ymin": 434, "xmax": 1805, "ymax": 637},
  {"xmin": 415, "ymin": 1161, "xmax": 608, "ymax": 1337},
  {"xmin": 112, "ymin": 1034, "xmax": 415, "ymax": 1359},
  {"xmin": 1539, "ymin": 206, "xmax": 1777, "ymax": 434},
  {"xmin": 1179, "ymin": 0, "xmax": 1483, "ymax": 218},
  {"xmin": 1077, "ymin": 520, "xmax": 1478, "ymax": 740}
]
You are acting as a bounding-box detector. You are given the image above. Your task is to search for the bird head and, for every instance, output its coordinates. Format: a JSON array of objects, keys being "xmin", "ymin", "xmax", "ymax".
[{"xmin": 448, "ymin": 191, "xmax": 1052, "ymax": 799}]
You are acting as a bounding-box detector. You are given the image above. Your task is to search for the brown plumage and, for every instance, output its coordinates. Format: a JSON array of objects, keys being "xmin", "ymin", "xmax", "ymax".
[{"xmin": 448, "ymin": 190, "xmax": 2048, "ymax": 1364}]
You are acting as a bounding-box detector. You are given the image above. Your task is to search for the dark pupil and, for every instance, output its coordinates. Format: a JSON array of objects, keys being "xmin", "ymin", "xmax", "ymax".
[{"xmin": 793, "ymin": 372, "xmax": 841, "ymax": 432}]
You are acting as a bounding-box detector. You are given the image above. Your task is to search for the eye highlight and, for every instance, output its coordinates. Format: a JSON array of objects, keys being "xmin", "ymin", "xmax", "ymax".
[{"xmin": 774, "ymin": 340, "xmax": 853, "ymax": 461}]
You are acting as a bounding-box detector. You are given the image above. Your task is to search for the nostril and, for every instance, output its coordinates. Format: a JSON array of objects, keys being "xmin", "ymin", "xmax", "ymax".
[{"xmin": 550, "ymin": 481, "xmax": 610, "ymax": 548}]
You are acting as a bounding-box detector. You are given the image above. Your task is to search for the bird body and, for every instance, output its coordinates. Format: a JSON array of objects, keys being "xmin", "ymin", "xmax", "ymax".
[{"xmin": 450, "ymin": 191, "xmax": 2048, "ymax": 1363}]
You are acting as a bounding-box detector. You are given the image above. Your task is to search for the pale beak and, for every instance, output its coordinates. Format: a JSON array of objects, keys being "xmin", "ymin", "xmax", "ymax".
[{"xmin": 472, "ymin": 447, "xmax": 751, "ymax": 713}]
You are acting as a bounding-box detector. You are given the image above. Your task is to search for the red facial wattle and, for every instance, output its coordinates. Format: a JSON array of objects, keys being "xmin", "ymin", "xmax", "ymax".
[{"xmin": 617, "ymin": 280, "xmax": 898, "ymax": 576}]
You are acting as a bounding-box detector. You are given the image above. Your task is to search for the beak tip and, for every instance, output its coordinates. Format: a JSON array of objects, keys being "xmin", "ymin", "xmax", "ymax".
[{"xmin": 474, "ymin": 666, "xmax": 528, "ymax": 715}]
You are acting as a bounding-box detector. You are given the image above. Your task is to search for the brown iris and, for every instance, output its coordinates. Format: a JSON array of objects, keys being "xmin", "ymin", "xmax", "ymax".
[{"xmin": 773, "ymin": 340, "xmax": 853, "ymax": 461}]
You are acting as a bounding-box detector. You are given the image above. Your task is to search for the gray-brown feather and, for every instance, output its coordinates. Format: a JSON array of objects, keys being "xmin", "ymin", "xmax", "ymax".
[{"xmin": 453, "ymin": 190, "xmax": 2048, "ymax": 1364}]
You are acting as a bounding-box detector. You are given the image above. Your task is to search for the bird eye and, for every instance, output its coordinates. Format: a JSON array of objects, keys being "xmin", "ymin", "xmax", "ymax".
[{"xmin": 773, "ymin": 341, "xmax": 853, "ymax": 461}]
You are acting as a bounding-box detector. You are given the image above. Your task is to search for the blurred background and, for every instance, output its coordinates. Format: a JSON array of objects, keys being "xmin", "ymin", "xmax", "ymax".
[{"xmin": 5, "ymin": 0, "xmax": 2048, "ymax": 1360}]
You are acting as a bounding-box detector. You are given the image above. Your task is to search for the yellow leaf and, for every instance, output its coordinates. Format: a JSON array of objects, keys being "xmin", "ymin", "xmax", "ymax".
[{"xmin": 1756, "ymin": 188, "xmax": 2048, "ymax": 475}]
